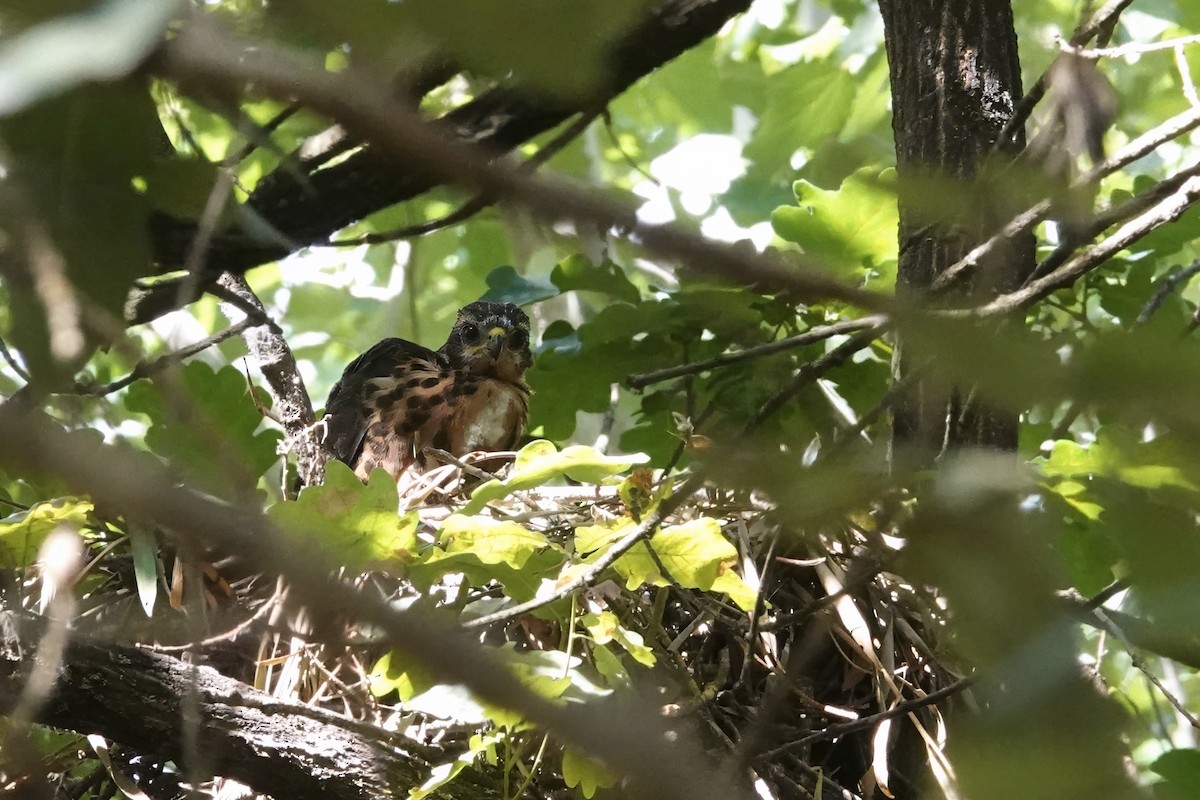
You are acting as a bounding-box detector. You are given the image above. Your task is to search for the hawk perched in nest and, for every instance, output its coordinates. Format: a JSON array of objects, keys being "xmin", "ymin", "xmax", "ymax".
[{"xmin": 323, "ymin": 301, "xmax": 533, "ymax": 480}]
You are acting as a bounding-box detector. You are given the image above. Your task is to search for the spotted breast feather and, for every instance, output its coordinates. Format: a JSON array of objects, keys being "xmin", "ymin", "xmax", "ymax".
[{"xmin": 323, "ymin": 301, "xmax": 534, "ymax": 481}]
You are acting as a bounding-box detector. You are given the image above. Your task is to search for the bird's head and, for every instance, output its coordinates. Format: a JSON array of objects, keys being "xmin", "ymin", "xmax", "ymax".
[{"xmin": 441, "ymin": 301, "xmax": 533, "ymax": 382}]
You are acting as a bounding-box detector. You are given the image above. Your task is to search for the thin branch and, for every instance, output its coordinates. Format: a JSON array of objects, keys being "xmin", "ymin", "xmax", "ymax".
[
  {"xmin": 0, "ymin": 334, "xmax": 30, "ymax": 382},
  {"xmin": 960, "ymin": 173, "xmax": 1200, "ymax": 318},
  {"xmin": 326, "ymin": 107, "xmax": 605, "ymax": 248},
  {"xmin": 1069, "ymin": 32, "xmax": 1200, "ymax": 60},
  {"xmin": 76, "ymin": 318, "xmax": 258, "ymax": 396},
  {"xmin": 463, "ymin": 474, "xmax": 705, "ymax": 630},
  {"xmin": 1090, "ymin": 608, "xmax": 1200, "ymax": 729},
  {"xmin": 1024, "ymin": 159, "xmax": 1200, "ymax": 285},
  {"xmin": 997, "ymin": 0, "xmax": 1134, "ymax": 147},
  {"xmin": 177, "ymin": 165, "xmax": 239, "ymax": 311},
  {"xmin": 937, "ymin": 104, "xmax": 1200, "ymax": 293},
  {"xmin": 1177, "ymin": 45, "xmax": 1200, "ymax": 108},
  {"xmin": 626, "ymin": 316, "xmax": 887, "ymax": 390},
  {"xmin": 1136, "ymin": 259, "xmax": 1200, "ymax": 324},
  {"xmin": 221, "ymin": 101, "xmax": 301, "ymax": 168},
  {"xmin": 1045, "ymin": 260, "xmax": 1200, "ymax": 440},
  {"xmin": 756, "ymin": 677, "xmax": 976, "ymax": 762},
  {"xmin": 826, "ymin": 364, "xmax": 928, "ymax": 456},
  {"xmin": 216, "ymin": 274, "xmax": 322, "ymax": 489},
  {"xmin": 152, "ymin": 20, "xmax": 890, "ymax": 314},
  {"xmin": 140, "ymin": 579, "xmax": 285, "ymax": 654},
  {"xmin": 744, "ymin": 327, "xmax": 885, "ymax": 433},
  {"xmin": 324, "ymin": 194, "xmax": 493, "ymax": 247}
]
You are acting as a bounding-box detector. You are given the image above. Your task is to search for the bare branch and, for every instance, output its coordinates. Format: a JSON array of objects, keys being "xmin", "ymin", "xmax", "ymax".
[
  {"xmin": 215, "ymin": 274, "xmax": 324, "ymax": 489},
  {"xmin": 965, "ymin": 174, "xmax": 1200, "ymax": 317},
  {"xmin": 756, "ymin": 677, "xmax": 976, "ymax": 762},
  {"xmin": 326, "ymin": 107, "xmax": 605, "ymax": 248},
  {"xmin": 1137, "ymin": 260, "xmax": 1200, "ymax": 324},
  {"xmin": 745, "ymin": 327, "xmax": 885, "ymax": 432},
  {"xmin": 1068, "ymin": 32, "xmax": 1200, "ymax": 60},
  {"xmin": 76, "ymin": 318, "xmax": 258, "ymax": 397},
  {"xmin": 626, "ymin": 316, "xmax": 887, "ymax": 390},
  {"xmin": 151, "ymin": 20, "xmax": 890, "ymax": 313},
  {"xmin": 998, "ymin": 0, "xmax": 1134, "ymax": 146},
  {"xmin": 936, "ymin": 105, "xmax": 1200, "ymax": 293},
  {"xmin": 0, "ymin": 334, "xmax": 30, "ymax": 383}
]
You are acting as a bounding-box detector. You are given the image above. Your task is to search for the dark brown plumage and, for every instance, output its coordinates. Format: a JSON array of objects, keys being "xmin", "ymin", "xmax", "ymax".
[{"xmin": 323, "ymin": 301, "xmax": 533, "ymax": 480}]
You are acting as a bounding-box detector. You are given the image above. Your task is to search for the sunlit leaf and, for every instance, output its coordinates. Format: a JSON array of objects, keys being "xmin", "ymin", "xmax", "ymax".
[
  {"xmin": 772, "ymin": 168, "xmax": 899, "ymax": 282},
  {"xmin": 439, "ymin": 514, "xmax": 549, "ymax": 569},
  {"xmin": 478, "ymin": 264, "xmax": 558, "ymax": 306},
  {"xmin": 462, "ymin": 441, "xmax": 648, "ymax": 514},
  {"xmin": 582, "ymin": 611, "xmax": 656, "ymax": 666},
  {"xmin": 0, "ymin": 496, "xmax": 93, "ymax": 566},
  {"xmin": 125, "ymin": 362, "xmax": 282, "ymax": 494},
  {"xmin": 562, "ymin": 746, "xmax": 618, "ymax": 799}
]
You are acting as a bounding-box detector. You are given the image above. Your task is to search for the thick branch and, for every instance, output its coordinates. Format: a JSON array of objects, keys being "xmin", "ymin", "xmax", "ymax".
[
  {"xmin": 133, "ymin": 0, "xmax": 756, "ymax": 324},
  {"xmin": 0, "ymin": 612, "xmax": 496, "ymax": 800},
  {"xmin": 144, "ymin": 19, "xmax": 885, "ymax": 322}
]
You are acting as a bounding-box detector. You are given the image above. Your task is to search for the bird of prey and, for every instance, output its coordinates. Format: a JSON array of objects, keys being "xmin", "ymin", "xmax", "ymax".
[{"xmin": 322, "ymin": 301, "xmax": 533, "ymax": 480}]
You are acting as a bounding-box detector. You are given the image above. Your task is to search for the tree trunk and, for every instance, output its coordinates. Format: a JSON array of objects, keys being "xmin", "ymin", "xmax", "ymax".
[{"xmin": 880, "ymin": 0, "xmax": 1034, "ymax": 455}]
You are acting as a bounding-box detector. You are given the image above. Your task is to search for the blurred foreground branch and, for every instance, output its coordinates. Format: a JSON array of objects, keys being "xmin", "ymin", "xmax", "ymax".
[{"xmin": 0, "ymin": 406, "xmax": 751, "ymax": 800}]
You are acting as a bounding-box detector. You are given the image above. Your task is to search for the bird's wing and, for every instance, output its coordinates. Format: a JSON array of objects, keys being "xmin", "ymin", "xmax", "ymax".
[{"xmin": 322, "ymin": 337, "xmax": 447, "ymax": 469}]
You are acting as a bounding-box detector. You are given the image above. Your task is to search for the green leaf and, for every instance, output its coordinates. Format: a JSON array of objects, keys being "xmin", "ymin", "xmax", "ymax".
[
  {"xmin": 128, "ymin": 525, "xmax": 159, "ymax": 617},
  {"xmin": 370, "ymin": 647, "xmax": 436, "ymax": 702},
  {"xmin": 478, "ymin": 264, "xmax": 558, "ymax": 306},
  {"xmin": 647, "ymin": 518, "xmax": 736, "ymax": 589},
  {"xmin": 409, "ymin": 541, "xmax": 563, "ymax": 604},
  {"xmin": 582, "ymin": 611, "xmax": 656, "ymax": 666},
  {"xmin": 124, "ymin": 362, "xmax": 282, "ymax": 494},
  {"xmin": 562, "ymin": 747, "xmax": 618, "ymax": 799},
  {"xmin": 409, "ymin": 731, "xmax": 504, "ymax": 800},
  {"xmin": 550, "ymin": 255, "xmax": 640, "ymax": 304},
  {"xmin": 771, "ymin": 167, "xmax": 899, "ymax": 283},
  {"xmin": 400, "ymin": 0, "xmax": 648, "ymax": 100},
  {"xmin": 1, "ymin": 79, "xmax": 159, "ymax": 381},
  {"xmin": 1151, "ymin": 749, "xmax": 1200, "ymax": 800},
  {"xmin": 0, "ymin": 0, "xmax": 180, "ymax": 115},
  {"xmin": 462, "ymin": 441, "xmax": 648, "ymax": 514},
  {"xmin": 575, "ymin": 519, "xmax": 635, "ymax": 554},
  {"xmin": 745, "ymin": 57, "xmax": 857, "ymax": 168},
  {"xmin": 0, "ymin": 496, "xmax": 93, "ymax": 566},
  {"xmin": 268, "ymin": 462, "xmax": 419, "ymax": 568},
  {"xmin": 439, "ymin": 514, "xmax": 549, "ymax": 569}
]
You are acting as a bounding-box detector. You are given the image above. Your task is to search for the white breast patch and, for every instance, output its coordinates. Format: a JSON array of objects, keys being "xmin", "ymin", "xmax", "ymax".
[{"xmin": 458, "ymin": 381, "xmax": 522, "ymax": 453}]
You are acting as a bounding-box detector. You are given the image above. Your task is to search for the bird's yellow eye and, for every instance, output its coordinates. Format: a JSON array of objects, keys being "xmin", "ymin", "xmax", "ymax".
[
  {"xmin": 460, "ymin": 322, "xmax": 481, "ymax": 342},
  {"xmin": 509, "ymin": 330, "xmax": 529, "ymax": 349}
]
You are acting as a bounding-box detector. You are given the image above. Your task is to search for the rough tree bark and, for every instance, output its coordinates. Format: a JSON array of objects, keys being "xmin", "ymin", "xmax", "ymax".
[
  {"xmin": 880, "ymin": 0, "xmax": 1035, "ymax": 455},
  {"xmin": 0, "ymin": 612, "xmax": 501, "ymax": 800}
]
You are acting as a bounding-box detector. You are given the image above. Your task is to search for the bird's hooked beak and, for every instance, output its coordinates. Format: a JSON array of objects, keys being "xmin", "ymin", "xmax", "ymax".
[{"xmin": 485, "ymin": 327, "xmax": 506, "ymax": 359}]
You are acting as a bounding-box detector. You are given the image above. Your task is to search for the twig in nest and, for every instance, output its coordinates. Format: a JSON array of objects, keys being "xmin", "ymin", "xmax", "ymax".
[
  {"xmin": 463, "ymin": 474, "xmax": 705, "ymax": 629},
  {"xmin": 141, "ymin": 579, "xmax": 286, "ymax": 653},
  {"xmin": 757, "ymin": 677, "xmax": 976, "ymax": 761}
]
